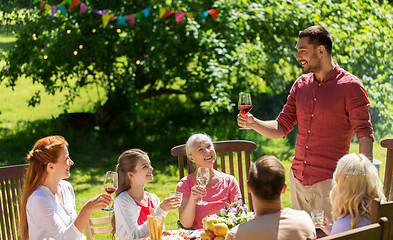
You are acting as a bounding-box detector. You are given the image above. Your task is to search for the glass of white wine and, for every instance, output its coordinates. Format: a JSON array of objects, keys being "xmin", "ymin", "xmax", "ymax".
[{"xmin": 196, "ymin": 167, "xmax": 209, "ymax": 206}]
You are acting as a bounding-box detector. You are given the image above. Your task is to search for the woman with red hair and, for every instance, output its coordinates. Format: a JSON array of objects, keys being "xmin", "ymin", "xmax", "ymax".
[{"xmin": 19, "ymin": 135, "xmax": 112, "ymax": 240}]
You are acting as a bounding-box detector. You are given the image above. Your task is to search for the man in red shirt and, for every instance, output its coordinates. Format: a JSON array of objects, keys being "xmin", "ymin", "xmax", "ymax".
[{"xmin": 237, "ymin": 26, "xmax": 374, "ymax": 218}]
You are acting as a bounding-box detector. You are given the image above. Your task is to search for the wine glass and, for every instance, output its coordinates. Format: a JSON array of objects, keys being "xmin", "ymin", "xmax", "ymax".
[
  {"xmin": 196, "ymin": 167, "xmax": 210, "ymax": 206},
  {"xmin": 102, "ymin": 171, "xmax": 118, "ymax": 212},
  {"xmin": 238, "ymin": 92, "xmax": 253, "ymax": 129}
]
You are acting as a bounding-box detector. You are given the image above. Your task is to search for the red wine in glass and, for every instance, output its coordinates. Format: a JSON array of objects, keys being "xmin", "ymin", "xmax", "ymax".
[
  {"xmin": 239, "ymin": 105, "xmax": 252, "ymax": 116},
  {"xmin": 238, "ymin": 93, "xmax": 252, "ymax": 129},
  {"xmin": 102, "ymin": 171, "xmax": 118, "ymax": 212},
  {"xmin": 104, "ymin": 187, "xmax": 116, "ymax": 195}
]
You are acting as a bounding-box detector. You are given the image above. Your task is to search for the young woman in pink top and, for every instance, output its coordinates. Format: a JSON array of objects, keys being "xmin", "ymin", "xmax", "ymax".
[{"xmin": 177, "ymin": 133, "xmax": 242, "ymax": 229}]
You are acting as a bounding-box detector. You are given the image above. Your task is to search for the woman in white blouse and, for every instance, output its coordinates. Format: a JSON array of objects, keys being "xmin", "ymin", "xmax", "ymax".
[
  {"xmin": 113, "ymin": 149, "xmax": 180, "ymax": 240},
  {"xmin": 19, "ymin": 135, "xmax": 113, "ymax": 240}
]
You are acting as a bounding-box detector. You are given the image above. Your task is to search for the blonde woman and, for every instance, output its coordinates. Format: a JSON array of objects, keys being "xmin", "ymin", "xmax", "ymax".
[
  {"xmin": 19, "ymin": 135, "xmax": 112, "ymax": 240},
  {"xmin": 322, "ymin": 153, "xmax": 385, "ymax": 235}
]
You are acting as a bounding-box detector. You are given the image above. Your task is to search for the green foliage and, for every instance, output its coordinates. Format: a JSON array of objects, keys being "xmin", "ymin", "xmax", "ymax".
[{"xmin": 1, "ymin": 0, "xmax": 392, "ymax": 136}]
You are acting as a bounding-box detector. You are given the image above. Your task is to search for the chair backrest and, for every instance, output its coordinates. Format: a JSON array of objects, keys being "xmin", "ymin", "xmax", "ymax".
[
  {"xmin": 370, "ymin": 198, "xmax": 393, "ymax": 239},
  {"xmin": 0, "ymin": 164, "xmax": 29, "ymax": 240},
  {"xmin": 171, "ymin": 140, "xmax": 257, "ymax": 211},
  {"xmin": 318, "ymin": 216, "xmax": 389, "ymax": 240},
  {"xmin": 85, "ymin": 216, "xmax": 113, "ymax": 240},
  {"xmin": 381, "ymin": 138, "xmax": 393, "ymax": 201}
]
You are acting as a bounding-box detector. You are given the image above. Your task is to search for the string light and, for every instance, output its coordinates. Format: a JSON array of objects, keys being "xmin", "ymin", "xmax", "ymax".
[
  {"xmin": 136, "ymin": 60, "xmax": 140, "ymax": 65},
  {"xmin": 79, "ymin": 45, "xmax": 83, "ymax": 49},
  {"xmin": 77, "ymin": 29, "xmax": 80, "ymax": 32},
  {"xmin": 256, "ymin": 36, "xmax": 260, "ymax": 41},
  {"xmin": 32, "ymin": 33, "xmax": 37, "ymax": 41},
  {"xmin": 40, "ymin": 49, "xmax": 44, "ymax": 52},
  {"xmin": 92, "ymin": 29, "xmax": 96, "ymax": 33},
  {"xmin": 43, "ymin": 55, "xmax": 48, "ymax": 60},
  {"xmin": 67, "ymin": 29, "xmax": 71, "ymax": 34},
  {"xmin": 73, "ymin": 51, "xmax": 78, "ymax": 55},
  {"xmin": 116, "ymin": 29, "xmax": 121, "ymax": 33}
]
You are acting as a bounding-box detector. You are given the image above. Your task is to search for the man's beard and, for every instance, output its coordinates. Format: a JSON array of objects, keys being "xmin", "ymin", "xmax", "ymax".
[{"xmin": 303, "ymin": 52, "xmax": 322, "ymax": 73}]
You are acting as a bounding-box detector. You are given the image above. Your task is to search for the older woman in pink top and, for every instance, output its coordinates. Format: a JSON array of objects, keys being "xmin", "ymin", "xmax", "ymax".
[{"xmin": 176, "ymin": 133, "xmax": 242, "ymax": 229}]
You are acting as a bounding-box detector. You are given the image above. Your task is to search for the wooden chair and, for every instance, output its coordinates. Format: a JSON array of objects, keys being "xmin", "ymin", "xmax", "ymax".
[
  {"xmin": 318, "ymin": 217, "xmax": 389, "ymax": 240},
  {"xmin": 85, "ymin": 215, "xmax": 113, "ymax": 240},
  {"xmin": 370, "ymin": 198, "xmax": 393, "ymax": 239},
  {"xmin": 0, "ymin": 164, "xmax": 28, "ymax": 240},
  {"xmin": 171, "ymin": 140, "xmax": 257, "ymax": 211},
  {"xmin": 381, "ymin": 138, "xmax": 393, "ymax": 201}
]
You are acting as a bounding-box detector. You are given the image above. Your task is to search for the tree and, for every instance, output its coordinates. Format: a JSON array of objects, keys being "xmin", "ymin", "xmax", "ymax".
[{"xmin": 1, "ymin": 0, "xmax": 392, "ymax": 134}]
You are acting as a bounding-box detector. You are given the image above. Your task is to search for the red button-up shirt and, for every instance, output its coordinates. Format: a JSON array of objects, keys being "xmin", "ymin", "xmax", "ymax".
[{"xmin": 276, "ymin": 64, "xmax": 374, "ymax": 186}]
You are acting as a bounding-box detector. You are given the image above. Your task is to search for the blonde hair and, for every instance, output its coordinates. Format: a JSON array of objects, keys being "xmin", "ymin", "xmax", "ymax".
[
  {"xmin": 330, "ymin": 153, "xmax": 385, "ymax": 229},
  {"xmin": 185, "ymin": 133, "xmax": 213, "ymax": 156},
  {"xmin": 19, "ymin": 136, "xmax": 68, "ymax": 240},
  {"xmin": 111, "ymin": 148, "xmax": 149, "ymax": 236}
]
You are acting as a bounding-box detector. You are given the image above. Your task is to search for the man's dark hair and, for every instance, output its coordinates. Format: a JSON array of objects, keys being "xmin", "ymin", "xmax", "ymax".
[
  {"xmin": 299, "ymin": 25, "xmax": 333, "ymax": 54},
  {"xmin": 248, "ymin": 155, "xmax": 285, "ymax": 201}
]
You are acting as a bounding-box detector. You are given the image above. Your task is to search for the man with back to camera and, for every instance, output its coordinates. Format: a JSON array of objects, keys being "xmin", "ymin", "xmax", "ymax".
[
  {"xmin": 237, "ymin": 26, "xmax": 374, "ymax": 218},
  {"xmin": 225, "ymin": 155, "xmax": 316, "ymax": 240}
]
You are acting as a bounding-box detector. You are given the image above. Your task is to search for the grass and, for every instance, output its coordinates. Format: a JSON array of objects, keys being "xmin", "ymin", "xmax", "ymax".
[{"xmin": 1, "ymin": 33, "xmax": 392, "ymax": 239}]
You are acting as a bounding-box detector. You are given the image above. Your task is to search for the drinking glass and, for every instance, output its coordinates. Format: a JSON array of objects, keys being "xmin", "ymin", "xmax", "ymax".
[
  {"xmin": 196, "ymin": 167, "xmax": 209, "ymax": 205},
  {"xmin": 238, "ymin": 92, "xmax": 253, "ymax": 129},
  {"xmin": 170, "ymin": 192, "xmax": 183, "ymax": 208},
  {"xmin": 102, "ymin": 171, "xmax": 118, "ymax": 212},
  {"xmin": 311, "ymin": 210, "xmax": 324, "ymax": 227}
]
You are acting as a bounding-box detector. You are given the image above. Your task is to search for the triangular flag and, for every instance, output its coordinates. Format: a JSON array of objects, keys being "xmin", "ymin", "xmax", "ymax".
[
  {"xmin": 44, "ymin": 5, "xmax": 51, "ymax": 15},
  {"xmin": 102, "ymin": 14, "xmax": 111, "ymax": 28},
  {"xmin": 201, "ymin": 10, "xmax": 209, "ymax": 19},
  {"xmin": 208, "ymin": 8, "xmax": 220, "ymax": 20},
  {"xmin": 126, "ymin": 15, "xmax": 136, "ymax": 27},
  {"xmin": 143, "ymin": 8, "xmax": 151, "ymax": 18},
  {"xmin": 57, "ymin": 0, "xmax": 67, "ymax": 6},
  {"xmin": 33, "ymin": 0, "xmax": 40, "ymax": 4},
  {"xmin": 96, "ymin": 10, "xmax": 106, "ymax": 15},
  {"xmin": 69, "ymin": 0, "xmax": 80, "ymax": 9},
  {"xmin": 163, "ymin": 10, "xmax": 174, "ymax": 18},
  {"xmin": 117, "ymin": 16, "xmax": 126, "ymax": 26},
  {"xmin": 57, "ymin": 5, "xmax": 67, "ymax": 16},
  {"xmin": 135, "ymin": 12, "xmax": 144, "ymax": 19},
  {"xmin": 186, "ymin": 12, "xmax": 195, "ymax": 20},
  {"xmin": 79, "ymin": 3, "xmax": 88, "ymax": 15},
  {"xmin": 65, "ymin": 0, "xmax": 72, "ymax": 4},
  {"xmin": 159, "ymin": 7, "xmax": 166, "ymax": 18},
  {"xmin": 110, "ymin": 16, "xmax": 118, "ymax": 20},
  {"xmin": 50, "ymin": 6, "xmax": 57, "ymax": 17},
  {"xmin": 175, "ymin": 12, "xmax": 186, "ymax": 24}
]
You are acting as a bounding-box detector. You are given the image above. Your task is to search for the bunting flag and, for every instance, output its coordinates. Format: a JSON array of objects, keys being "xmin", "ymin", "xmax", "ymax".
[
  {"xmin": 117, "ymin": 16, "xmax": 126, "ymax": 26},
  {"xmin": 102, "ymin": 14, "xmax": 112, "ymax": 28},
  {"xmin": 163, "ymin": 9, "xmax": 175, "ymax": 18},
  {"xmin": 95, "ymin": 10, "xmax": 106, "ymax": 15},
  {"xmin": 126, "ymin": 15, "xmax": 136, "ymax": 27},
  {"xmin": 201, "ymin": 10, "xmax": 209, "ymax": 19},
  {"xmin": 35, "ymin": 1, "xmax": 220, "ymax": 28},
  {"xmin": 44, "ymin": 5, "xmax": 51, "ymax": 15},
  {"xmin": 57, "ymin": 5, "xmax": 67, "ymax": 16},
  {"xmin": 135, "ymin": 11, "xmax": 144, "ymax": 19},
  {"xmin": 143, "ymin": 8, "xmax": 151, "ymax": 18},
  {"xmin": 79, "ymin": 3, "xmax": 88, "ymax": 15},
  {"xmin": 186, "ymin": 12, "xmax": 195, "ymax": 20},
  {"xmin": 57, "ymin": 0, "xmax": 67, "ymax": 6},
  {"xmin": 50, "ymin": 6, "xmax": 57, "ymax": 17},
  {"xmin": 209, "ymin": 8, "xmax": 219, "ymax": 20},
  {"xmin": 159, "ymin": 7, "xmax": 166, "ymax": 18},
  {"xmin": 175, "ymin": 12, "xmax": 186, "ymax": 24},
  {"xmin": 69, "ymin": 0, "xmax": 80, "ymax": 9}
]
